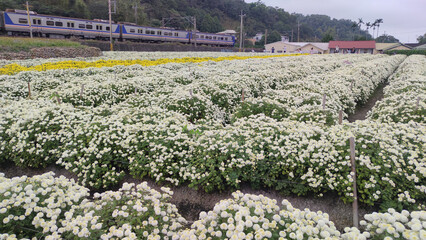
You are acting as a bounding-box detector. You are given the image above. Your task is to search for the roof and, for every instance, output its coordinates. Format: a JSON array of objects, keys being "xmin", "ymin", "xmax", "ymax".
[
  {"xmin": 376, "ymin": 43, "xmax": 399, "ymax": 50},
  {"xmin": 329, "ymin": 41, "xmax": 376, "ymax": 49},
  {"xmin": 414, "ymin": 44, "xmax": 426, "ymax": 50},
  {"xmin": 217, "ymin": 30, "xmax": 237, "ymax": 35},
  {"xmin": 264, "ymin": 42, "xmax": 329, "ymax": 50},
  {"xmin": 376, "ymin": 43, "xmax": 413, "ymax": 51},
  {"xmin": 405, "ymin": 43, "xmax": 422, "ymax": 48}
]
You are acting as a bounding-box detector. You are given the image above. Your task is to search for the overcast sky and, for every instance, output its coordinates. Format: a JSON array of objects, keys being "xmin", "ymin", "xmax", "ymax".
[{"xmin": 244, "ymin": 0, "xmax": 426, "ymax": 43}]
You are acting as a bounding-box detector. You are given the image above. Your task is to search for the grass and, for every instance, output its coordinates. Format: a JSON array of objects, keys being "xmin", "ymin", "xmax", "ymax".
[{"xmin": 0, "ymin": 36, "xmax": 86, "ymax": 52}]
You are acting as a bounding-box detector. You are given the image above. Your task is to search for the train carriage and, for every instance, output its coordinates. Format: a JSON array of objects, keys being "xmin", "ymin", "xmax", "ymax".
[
  {"xmin": 1, "ymin": 9, "xmax": 120, "ymax": 39},
  {"xmin": 121, "ymin": 24, "xmax": 189, "ymax": 44},
  {"xmin": 192, "ymin": 32, "xmax": 235, "ymax": 47},
  {"xmin": 0, "ymin": 9, "xmax": 235, "ymax": 48}
]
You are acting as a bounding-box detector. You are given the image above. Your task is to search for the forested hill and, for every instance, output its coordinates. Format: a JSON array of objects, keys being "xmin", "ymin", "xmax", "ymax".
[{"xmin": 0, "ymin": 0, "xmax": 371, "ymax": 42}]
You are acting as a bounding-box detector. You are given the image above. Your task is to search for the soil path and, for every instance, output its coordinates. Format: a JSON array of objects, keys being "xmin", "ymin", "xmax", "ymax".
[
  {"xmin": 0, "ymin": 164, "xmax": 372, "ymax": 231},
  {"xmin": 347, "ymin": 81, "xmax": 388, "ymax": 122}
]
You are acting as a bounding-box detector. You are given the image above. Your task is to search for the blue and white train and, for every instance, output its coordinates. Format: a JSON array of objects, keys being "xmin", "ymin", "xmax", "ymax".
[{"xmin": 0, "ymin": 9, "xmax": 236, "ymax": 47}]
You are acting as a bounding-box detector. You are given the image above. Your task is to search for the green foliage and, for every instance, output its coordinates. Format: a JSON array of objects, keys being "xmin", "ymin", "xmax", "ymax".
[
  {"xmin": 260, "ymin": 30, "xmax": 281, "ymax": 45},
  {"xmin": 321, "ymin": 30, "xmax": 334, "ymax": 42},
  {"xmin": 417, "ymin": 33, "xmax": 426, "ymax": 44},
  {"xmin": 384, "ymin": 50, "xmax": 426, "ymax": 56},
  {"xmin": 0, "ymin": 37, "xmax": 85, "ymax": 53},
  {"xmin": 375, "ymin": 34, "xmax": 399, "ymax": 43}
]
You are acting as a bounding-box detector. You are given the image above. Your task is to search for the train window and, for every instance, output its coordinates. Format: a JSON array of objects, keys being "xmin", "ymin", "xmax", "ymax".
[
  {"xmin": 86, "ymin": 25, "xmax": 93, "ymax": 29},
  {"xmin": 67, "ymin": 22, "xmax": 74, "ymax": 28},
  {"xmin": 96, "ymin": 25, "xmax": 102, "ymax": 30},
  {"xmin": 220, "ymin": 37, "xmax": 224, "ymax": 40},
  {"xmin": 157, "ymin": 31, "xmax": 162, "ymax": 35},
  {"xmin": 213, "ymin": 36, "xmax": 217, "ymax": 40},
  {"xmin": 225, "ymin": 37, "xmax": 228, "ymax": 41},
  {"xmin": 130, "ymin": 29, "xmax": 135, "ymax": 33},
  {"xmin": 174, "ymin": 32, "xmax": 178, "ymax": 37},
  {"xmin": 55, "ymin": 21, "xmax": 63, "ymax": 26},
  {"xmin": 78, "ymin": 24, "xmax": 85, "ymax": 29},
  {"xmin": 201, "ymin": 35, "xmax": 205, "ymax": 39},
  {"xmin": 33, "ymin": 19, "xmax": 37, "ymax": 24},
  {"xmin": 46, "ymin": 21, "xmax": 54, "ymax": 26},
  {"xmin": 106, "ymin": 26, "xmax": 110, "ymax": 31},
  {"xmin": 19, "ymin": 18, "xmax": 28, "ymax": 24}
]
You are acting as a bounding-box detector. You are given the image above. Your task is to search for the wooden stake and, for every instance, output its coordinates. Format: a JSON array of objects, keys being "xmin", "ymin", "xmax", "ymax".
[
  {"xmin": 80, "ymin": 84, "xmax": 84, "ymax": 99},
  {"xmin": 55, "ymin": 92, "xmax": 61, "ymax": 104},
  {"xmin": 339, "ymin": 110, "xmax": 343, "ymax": 124},
  {"xmin": 241, "ymin": 88, "xmax": 245, "ymax": 102},
  {"xmin": 189, "ymin": 89, "xmax": 193, "ymax": 97},
  {"xmin": 349, "ymin": 137, "xmax": 359, "ymax": 228},
  {"xmin": 416, "ymin": 97, "xmax": 420, "ymax": 110},
  {"xmin": 134, "ymin": 87, "xmax": 138, "ymax": 94},
  {"xmin": 27, "ymin": 82, "xmax": 31, "ymax": 98},
  {"xmin": 322, "ymin": 94, "xmax": 326, "ymax": 110},
  {"xmin": 350, "ymin": 80, "xmax": 354, "ymax": 91}
]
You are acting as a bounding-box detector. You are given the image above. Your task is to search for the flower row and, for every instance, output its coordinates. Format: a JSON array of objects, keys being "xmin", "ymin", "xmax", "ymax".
[
  {"xmin": 0, "ymin": 53, "xmax": 306, "ymax": 75},
  {"xmin": 368, "ymin": 55, "xmax": 426, "ymax": 123},
  {"xmin": 0, "ymin": 54, "xmax": 404, "ymax": 126},
  {"xmin": 1, "ymin": 173, "xmax": 425, "ymax": 240},
  {"xmin": 1, "ymin": 99, "xmax": 424, "ymax": 210}
]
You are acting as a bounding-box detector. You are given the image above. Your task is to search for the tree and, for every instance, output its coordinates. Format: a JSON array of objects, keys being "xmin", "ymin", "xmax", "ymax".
[
  {"xmin": 321, "ymin": 31, "xmax": 334, "ymax": 42},
  {"xmin": 375, "ymin": 19, "xmax": 383, "ymax": 38},
  {"xmin": 417, "ymin": 33, "xmax": 426, "ymax": 44},
  {"xmin": 375, "ymin": 34, "xmax": 399, "ymax": 43},
  {"xmin": 259, "ymin": 30, "xmax": 281, "ymax": 45}
]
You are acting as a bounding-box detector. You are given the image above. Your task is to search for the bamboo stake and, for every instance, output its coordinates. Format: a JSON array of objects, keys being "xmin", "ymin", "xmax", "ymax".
[
  {"xmin": 189, "ymin": 89, "xmax": 193, "ymax": 98},
  {"xmin": 322, "ymin": 94, "xmax": 326, "ymax": 110},
  {"xmin": 80, "ymin": 84, "xmax": 84, "ymax": 99},
  {"xmin": 27, "ymin": 82, "xmax": 31, "ymax": 98},
  {"xmin": 241, "ymin": 88, "xmax": 245, "ymax": 102},
  {"xmin": 339, "ymin": 110, "xmax": 343, "ymax": 124},
  {"xmin": 416, "ymin": 97, "xmax": 420, "ymax": 110},
  {"xmin": 55, "ymin": 92, "xmax": 61, "ymax": 104},
  {"xmin": 349, "ymin": 137, "xmax": 359, "ymax": 228}
]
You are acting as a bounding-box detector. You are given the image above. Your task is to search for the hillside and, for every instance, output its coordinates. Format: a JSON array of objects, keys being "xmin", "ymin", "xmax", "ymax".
[{"xmin": 0, "ymin": 0, "xmax": 371, "ymax": 42}]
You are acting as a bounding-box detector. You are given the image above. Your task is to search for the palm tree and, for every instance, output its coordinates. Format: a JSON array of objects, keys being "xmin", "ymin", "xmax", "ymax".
[
  {"xmin": 375, "ymin": 19, "xmax": 383, "ymax": 38},
  {"xmin": 365, "ymin": 22, "xmax": 371, "ymax": 39},
  {"xmin": 371, "ymin": 20, "xmax": 377, "ymax": 39},
  {"xmin": 357, "ymin": 18, "xmax": 364, "ymax": 39}
]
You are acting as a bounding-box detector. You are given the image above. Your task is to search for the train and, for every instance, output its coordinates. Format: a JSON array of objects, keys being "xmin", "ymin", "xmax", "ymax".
[{"xmin": 0, "ymin": 9, "xmax": 236, "ymax": 47}]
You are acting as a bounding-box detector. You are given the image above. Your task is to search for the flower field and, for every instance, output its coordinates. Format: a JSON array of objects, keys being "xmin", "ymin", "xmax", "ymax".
[{"xmin": 0, "ymin": 52, "xmax": 425, "ymax": 239}]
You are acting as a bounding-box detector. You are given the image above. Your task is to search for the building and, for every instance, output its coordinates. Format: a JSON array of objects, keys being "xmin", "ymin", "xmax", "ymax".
[
  {"xmin": 264, "ymin": 41, "xmax": 329, "ymax": 54},
  {"xmin": 217, "ymin": 30, "xmax": 237, "ymax": 36},
  {"xmin": 254, "ymin": 33, "xmax": 264, "ymax": 42},
  {"xmin": 329, "ymin": 41, "xmax": 376, "ymax": 54},
  {"xmin": 376, "ymin": 43, "xmax": 412, "ymax": 53}
]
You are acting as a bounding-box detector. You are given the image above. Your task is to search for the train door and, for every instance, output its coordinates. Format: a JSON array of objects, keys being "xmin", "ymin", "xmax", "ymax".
[
  {"xmin": 66, "ymin": 21, "xmax": 75, "ymax": 37},
  {"xmin": 31, "ymin": 18, "xmax": 42, "ymax": 37},
  {"xmin": 95, "ymin": 24, "xmax": 103, "ymax": 38}
]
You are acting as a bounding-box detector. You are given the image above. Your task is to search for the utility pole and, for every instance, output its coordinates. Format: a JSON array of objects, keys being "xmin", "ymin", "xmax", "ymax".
[
  {"xmin": 291, "ymin": 29, "xmax": 293, "ymax": 42},
  {"xmin": 26, "ymin": 1, "xmax": 33, "ymax": 38},
  {"xmin": 297, "ymin": 19, "xmax": 300, "ymax": 42},
  {"xmin": 193, "ymin": 16, "xmax": 197, "ymax": 47},
  {"xmin": 108, "ymin": 0, "xmax": 113, "ymax": 51},
  {"xmin": 133, "ymin": 2, "xmax": 138, "ymax": 25},
  {"xmin": 239, "ymin": 10, "xmax": 246, "ymax": 52},
  {"xmin": 264, "ymin": 29, "xmax": 268, "ymax": 45}
]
